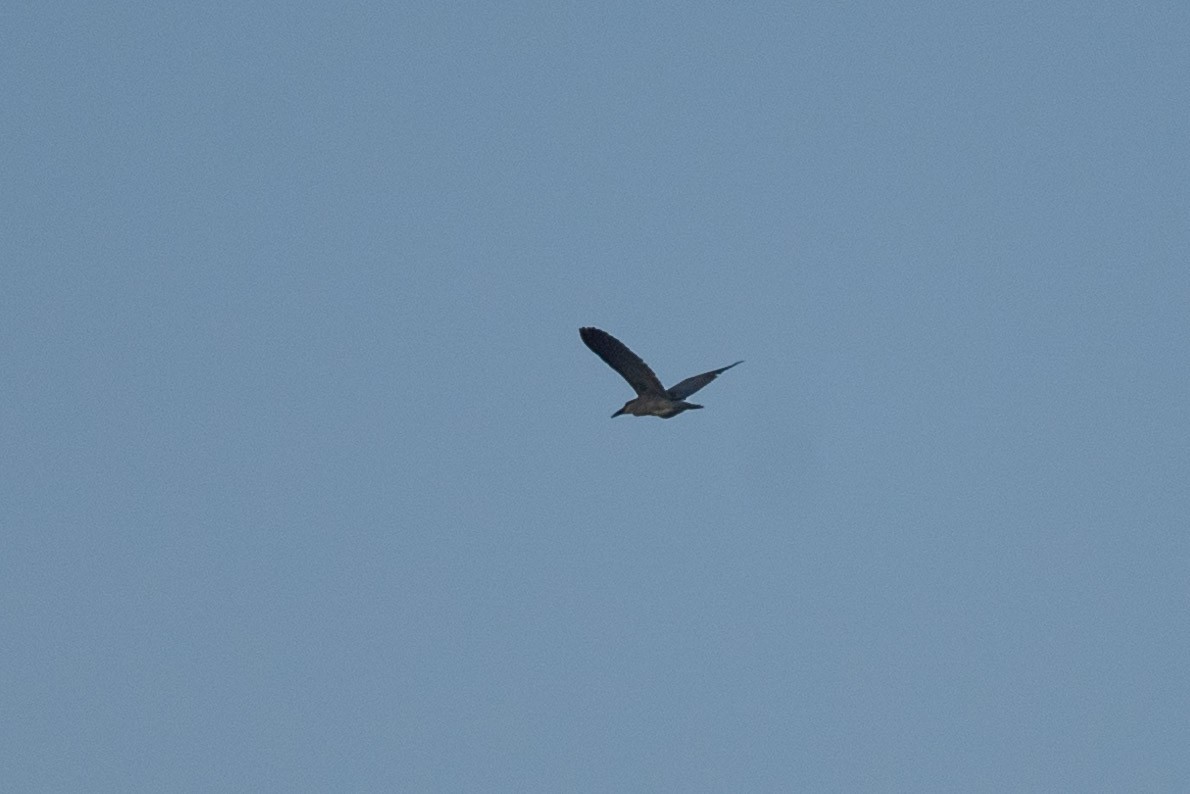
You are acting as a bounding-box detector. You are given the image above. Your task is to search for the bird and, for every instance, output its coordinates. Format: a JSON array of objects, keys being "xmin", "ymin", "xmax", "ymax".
[{"xmin": 580, "ymin": 326, "xmax": 742, "ymax": 418}]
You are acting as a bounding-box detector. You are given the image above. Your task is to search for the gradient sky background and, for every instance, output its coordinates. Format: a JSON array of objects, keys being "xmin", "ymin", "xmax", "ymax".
[{"xmin": 4, "ymin": 2, "xmax": 1189, "ymax": 790}]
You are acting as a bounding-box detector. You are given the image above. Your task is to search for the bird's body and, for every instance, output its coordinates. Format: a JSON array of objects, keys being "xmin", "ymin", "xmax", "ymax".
[
  {"xmin": 612, "ymin": 394, "xmax": 701, "ymax": 418},
  {"xmin": 580, "ymin": 326, "xmax": 741, "ymax": 419}
]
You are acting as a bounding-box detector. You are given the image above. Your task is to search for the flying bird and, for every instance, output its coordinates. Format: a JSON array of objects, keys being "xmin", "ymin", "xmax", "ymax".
[{"xmin": 580, "ymin": 326, "xmax": 742, "ymax": 418}]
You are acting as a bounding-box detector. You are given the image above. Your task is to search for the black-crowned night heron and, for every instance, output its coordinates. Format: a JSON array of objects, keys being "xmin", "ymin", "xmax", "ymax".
[{"xmin": 580, "ymin": 326, "xmax": 742, "ymax": 418}]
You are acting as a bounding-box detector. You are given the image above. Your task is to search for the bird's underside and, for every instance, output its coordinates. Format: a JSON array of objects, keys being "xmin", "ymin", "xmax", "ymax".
[{"xmin": 579, "ymin": 326, "xmax": 741, "ymax": 418}]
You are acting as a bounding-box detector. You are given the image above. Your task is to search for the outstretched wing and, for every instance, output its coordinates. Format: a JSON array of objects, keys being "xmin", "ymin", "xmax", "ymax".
[
  {"xmin": 580, "ymin": 327, "xmax": 665, "ymax": 396},
  {"xmin": 667, "ymin": 360, "xmax": 743, "ymax": 399}
]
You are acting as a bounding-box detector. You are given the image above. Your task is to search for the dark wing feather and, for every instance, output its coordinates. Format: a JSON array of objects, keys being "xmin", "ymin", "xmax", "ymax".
[
  {"xmin": 667, "ymin": 360, "xmax": 743, "ymax": 399},
  {"xmin": 580, "ymin": 327, "xmax": 665, "ymax": 396}
]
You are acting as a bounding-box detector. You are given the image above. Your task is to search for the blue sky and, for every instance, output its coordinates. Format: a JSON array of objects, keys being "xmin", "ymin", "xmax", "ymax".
[{"xmin": 4, "ymin": 2, "xmax": 1188, "ymax": 790}]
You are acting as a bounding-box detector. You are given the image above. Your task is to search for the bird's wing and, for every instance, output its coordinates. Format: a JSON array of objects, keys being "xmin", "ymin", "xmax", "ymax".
[
  {"xmin": 580, "ymin": 327, "xmax": 665, "ymax": 396},
  {"xmin": 667, "ymin": 360, "xmax": 743, "ymax": 399}
]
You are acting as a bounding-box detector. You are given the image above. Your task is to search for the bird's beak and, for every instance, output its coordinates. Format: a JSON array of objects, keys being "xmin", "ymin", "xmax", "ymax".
[{"xmin": 611, "ymin": 407, "xmax": 626, "ymax": 418}]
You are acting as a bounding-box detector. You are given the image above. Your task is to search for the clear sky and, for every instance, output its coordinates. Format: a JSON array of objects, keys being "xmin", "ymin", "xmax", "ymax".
[{"xmin": 4, "ymin": 2, "xmax": 1188, "ymax": 790}]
